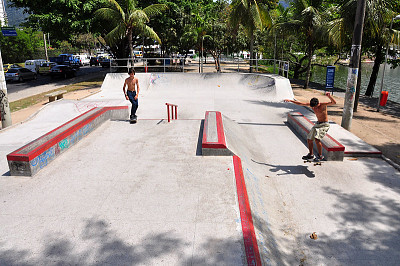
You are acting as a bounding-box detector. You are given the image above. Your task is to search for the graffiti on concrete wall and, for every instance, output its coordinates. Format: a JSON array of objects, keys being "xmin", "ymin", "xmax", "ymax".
[
  {"xmin": 30, "ymin": 147, "xmax": 56, "ymax": 169},
  {"xmin": 0, "ymin": 90, "xmax": 9, "ymax": 121},
  {"xmin": 30, "ymin": 123, "xmax": 95, "ymax": 170}
]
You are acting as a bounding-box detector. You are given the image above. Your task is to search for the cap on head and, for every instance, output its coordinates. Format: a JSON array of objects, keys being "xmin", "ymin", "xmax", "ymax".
[
  {"xmin": 128, "ymin": 68, "xmax": 135, "ymax": 75},
  {"xmin": 310, "ymin": 97, "xmax": 319, "ymax": 107}
]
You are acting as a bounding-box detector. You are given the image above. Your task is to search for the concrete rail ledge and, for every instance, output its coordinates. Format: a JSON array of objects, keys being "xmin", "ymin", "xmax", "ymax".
[
  {"xmin": 201, "ymin": 111, "xmax": 233, "ymax": 156},
  {"xmin": 7, "ymin": 106, "xmax": 128, "ymax": 176},
  {"xmin": 287, "ymin": 112, "xmax": 345, "ymax": 161}
]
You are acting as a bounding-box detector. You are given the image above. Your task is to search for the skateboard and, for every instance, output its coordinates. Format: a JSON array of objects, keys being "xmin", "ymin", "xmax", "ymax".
[
  {"xmin": 129, "ymin": 117, "xmax": 137, "ymax": 124},
  {"xmin": 303, "ymin": 159, "xmax": 323, "ymax": 166}
]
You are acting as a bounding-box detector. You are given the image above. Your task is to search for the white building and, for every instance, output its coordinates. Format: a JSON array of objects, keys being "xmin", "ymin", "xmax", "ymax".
[{"xmin": 0, "ymin": 0, "xmax": 7, "ymax": 26}]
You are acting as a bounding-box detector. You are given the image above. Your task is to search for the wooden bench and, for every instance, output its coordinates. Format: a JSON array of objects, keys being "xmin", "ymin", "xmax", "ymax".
[
  {"xmin": 287, "ymin": 112, "xmax": 345, "ymax": 161},
  {"xmin": 45, "ymin": 90, "xmax": 67, "ymax": 102}
]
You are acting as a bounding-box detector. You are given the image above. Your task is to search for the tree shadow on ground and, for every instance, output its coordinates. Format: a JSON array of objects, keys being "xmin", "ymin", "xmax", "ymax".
[
  {"xmin": 0, "ymin": 217, "xmax": 247, "ymax": 265},
  {"xmin": 297, "ymin": 186, "xmax": 400, "ymax": 264}
]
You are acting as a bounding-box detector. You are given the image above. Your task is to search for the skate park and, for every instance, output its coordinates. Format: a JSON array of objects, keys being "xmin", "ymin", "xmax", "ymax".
[{"xmin": 1, "ymin": 72, "xmax": 400, "ymax": 265}]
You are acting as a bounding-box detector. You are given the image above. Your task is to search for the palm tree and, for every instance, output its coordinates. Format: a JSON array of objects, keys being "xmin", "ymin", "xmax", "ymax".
[
  {"xmin": 285, "ymin": 0, "xmax": 328, "ymax": 89},
  {"xmin": 229, "ymin": 0, "xmax": 272, "ymax": 72},
  {"xmin": 94, "ymin": 0, "xmax": 167, "ymax": 59}
]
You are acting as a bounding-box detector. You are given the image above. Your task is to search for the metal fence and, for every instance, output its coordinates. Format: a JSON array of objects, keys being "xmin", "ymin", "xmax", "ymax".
[{"xmin": 108, "ymin": 57, "xmax": 290, "ymax": 78}]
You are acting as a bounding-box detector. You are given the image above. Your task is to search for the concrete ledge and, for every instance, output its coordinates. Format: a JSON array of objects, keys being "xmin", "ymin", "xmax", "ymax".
[
  {"xmin": 202, "ymin": 111, "xmax": 233, "ymax": 156},
  {"xmin": 287, "ymin": 112, "xmax": 345, "ymax": 161},
  {"xmin": 7, "ymin": 106, "xmax": 128, "ymax": 176},
  {"xmin": 45, "ymin": 90, "xmax": 67, "ymax": 102}
]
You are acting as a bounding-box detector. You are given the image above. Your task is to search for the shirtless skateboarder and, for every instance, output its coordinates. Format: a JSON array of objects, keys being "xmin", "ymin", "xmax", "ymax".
[
  {"xmin": 123, "ymin": 68, "xmax": 140, "ymax": 122},
  {"xmin": 285, "ymin": 92, "xmax": 336, "ymax": 162}
]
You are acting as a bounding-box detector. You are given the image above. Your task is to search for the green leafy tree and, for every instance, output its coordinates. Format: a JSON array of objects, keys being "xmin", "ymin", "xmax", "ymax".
[
  {"xmin": 327, "ymin": 0, "xmax": 400, "ymax": 97},
  {"xmin": 94, "ymin": 0, "xmax": 167, "ymax": 59},
  {"xmin": 280, "ymin": 0, "xmax": 330, "ymax": 88},
  {"xmin": 0, "ymin": 28, "xmax": 43, "ymax": 63},
  {"xmin": 9, "ymin": 0, "xmax": 104, "ymax": 43},
  {"xmin": 229, "ymin": 0, "xmax": 274, "ymax": 71}
]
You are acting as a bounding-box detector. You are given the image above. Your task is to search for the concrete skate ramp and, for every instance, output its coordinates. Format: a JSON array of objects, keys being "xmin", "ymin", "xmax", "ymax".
[{"xmin": 149, "ymin": 72, "xmax": 293, "ymax": 102}]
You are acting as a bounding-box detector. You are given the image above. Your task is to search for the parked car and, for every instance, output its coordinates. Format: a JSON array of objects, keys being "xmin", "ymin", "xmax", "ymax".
[
  {"xmin": 50, "ymin": 65, "xmax": 76, "ymax": 79},
  {"xmin": 99, "ymin": 58, "xmax": 117, "ymax": 68},
  {"xmin": 5, "ymin": 68, "xmax": 37, "ymax": 82},
  {"xmin": 25, "ymin": 59, "xmax": 47, "ymax": 73},
  {"xmin": 74, "ymin": 54, "xmax": 90, "ymax": 66},
  {"xmin": 3, "ymin": 64, "xmax": 21, "ymax": 72},
  {"xmin": 39, "ymin": 62, "xmax": 57, "ymax": 75},
  {"xmin": 90, "ymin": 57, "xmax": 99, "ymax": 66}
]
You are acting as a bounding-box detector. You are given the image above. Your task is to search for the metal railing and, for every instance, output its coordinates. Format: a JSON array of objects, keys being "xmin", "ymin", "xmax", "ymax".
[
  {"xmin": 108, "ymin": 57, "xmax": 290, "ymax": 78},
  {"xmin": 165, "ymin": 103, "xmax": 178, "ymax": 122}
]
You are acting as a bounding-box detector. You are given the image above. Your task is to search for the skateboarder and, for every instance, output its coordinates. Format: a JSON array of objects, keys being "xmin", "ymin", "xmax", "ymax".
[
  {"xmin": 123, "ymin": 68, "xmax": 140, "ymax": 121},
  {"xmin": 284, "ymin": 92, "xmax": 336, "ymax": 162}
]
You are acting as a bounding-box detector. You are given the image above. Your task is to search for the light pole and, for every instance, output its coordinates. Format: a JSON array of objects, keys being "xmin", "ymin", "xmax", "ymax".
[
  {"xmin": 377, "ymin": 14, "xmax": 400, "ymax": 112},
  {"xmin": 201, "ymin": 36, "xmax": 204, "ymax": 73},
  {"xmin": 341, "ymin": 0, "xmax": 366, "ymax": 130},
  {"xmin": 0, "ymin": 47, "xmax": 12, "ymax": 128}
]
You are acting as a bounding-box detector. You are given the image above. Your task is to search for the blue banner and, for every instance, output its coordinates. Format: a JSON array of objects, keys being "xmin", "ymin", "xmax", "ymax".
[{"xmin": 325, "ymin": 66, "xmax": 335, "ymax": 89}]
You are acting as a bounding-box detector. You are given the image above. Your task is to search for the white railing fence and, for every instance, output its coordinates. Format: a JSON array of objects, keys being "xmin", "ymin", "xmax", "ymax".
[{"xmin": 108, "ymin": 57, "xmax": 290, "ymax": 78}]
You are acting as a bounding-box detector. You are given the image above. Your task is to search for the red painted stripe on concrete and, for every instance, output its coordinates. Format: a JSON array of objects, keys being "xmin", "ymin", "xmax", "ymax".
[
  {"xmin": 344, "ymin": 151, "xmax": 382, "ymax": 155},
  {"xmin": 288, "ymin": 113, "xmax": 345, "ymax": 152},
  {"xmin": 11, "ymin": 108, "xmax": 97, "ymax": 155},
  {"xmin": 6, "ymin": 154, "xmax": 29, "ymax": 162},
  {"xmin": 233, "ymin": 155, "xmax": 262, "ymax": 266},
  {"xmin": 26, "ymin": 108, "xmax": 107, "ymax": 160},
  {"xmin": 7, "ymin": 106, "xmax": 129, "ymax": 162}
]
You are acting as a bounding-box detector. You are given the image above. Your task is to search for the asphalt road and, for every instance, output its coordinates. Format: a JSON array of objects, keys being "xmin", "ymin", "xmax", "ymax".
[{"xmin": 5, "ymin": 65, "xmax": 107, "ymax": 96}]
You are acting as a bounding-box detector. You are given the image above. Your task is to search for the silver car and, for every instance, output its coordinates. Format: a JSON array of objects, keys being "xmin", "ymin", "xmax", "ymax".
[{"xmin": 5, "ymin": 67, "xmax": 37, "ymax": 82}]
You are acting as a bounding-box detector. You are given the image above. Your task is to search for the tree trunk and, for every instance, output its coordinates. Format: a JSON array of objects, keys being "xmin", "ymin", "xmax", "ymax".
[
  {"xmin": 127, "ymin": 30, "xmax": 134, "ymax": 62},
  {"xmin": 249, "ymin": 33, "xmax": 254, "ymax": 73},
  {"xmin": 365, "ymin": 45, "xmax": 384, "ymax": 96},
  {"xmin": 304, "ymin": 46, "xmax": 313, "ymax": 89}
]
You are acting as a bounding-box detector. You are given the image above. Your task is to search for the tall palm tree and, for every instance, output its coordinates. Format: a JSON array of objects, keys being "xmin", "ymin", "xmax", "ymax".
[
  {"xmin": 286, "ymin": 0, "xmax": 328, "ymax": 89},
  {"xmin": 229, "ymin": 0, "xmax": 272, "ymax": 72},
  {"xmin": 94, "ymin": 0, "xmax": 167, "ymax": 59}
]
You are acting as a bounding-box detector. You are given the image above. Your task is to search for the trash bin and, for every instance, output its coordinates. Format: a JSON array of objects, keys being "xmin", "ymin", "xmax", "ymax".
[{"xmin": 380, "ymin": 91, "xmax": 389, "ymax": 106}]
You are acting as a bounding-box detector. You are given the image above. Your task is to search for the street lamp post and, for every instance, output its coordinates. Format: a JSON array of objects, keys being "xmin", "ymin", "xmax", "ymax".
[
  {"xmin": 0, "ymin": 47, "xmax": 12, "ymax": 128},
  {"xmin": 377, "ymin": 14, "xmax": 400, "ymax": 112},
  {"xmin": 201, "ymin": 36, "xmax": 204, "ymax": 73}
]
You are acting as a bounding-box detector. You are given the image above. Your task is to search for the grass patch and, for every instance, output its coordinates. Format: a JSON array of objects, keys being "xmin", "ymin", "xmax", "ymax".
[{"xmin": 10, "ymin": 77, "xmax": 103, "ymax": 113}]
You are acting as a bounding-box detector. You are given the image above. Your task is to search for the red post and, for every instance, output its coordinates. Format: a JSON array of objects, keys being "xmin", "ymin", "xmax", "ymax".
[
  {"xmin": 166, "ymin": 104, "xmax": 170, "ymax": 122},
  {"xmin": 165, "ymin": 103, "xmax": 178, "ymax": 122},
  {"xmin": 380, "ymin": 91, "xmax": 389, "ymax": 106}
]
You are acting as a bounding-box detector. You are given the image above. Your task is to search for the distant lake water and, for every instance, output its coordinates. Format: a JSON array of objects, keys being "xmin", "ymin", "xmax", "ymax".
[{"xmin": 310, "ymin": 63, "xmax": 400, "ymax": 103}]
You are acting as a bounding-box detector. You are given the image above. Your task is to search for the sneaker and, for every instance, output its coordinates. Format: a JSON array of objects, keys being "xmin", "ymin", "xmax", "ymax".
[
  {"xmin": 314, "ymin": 155, "xmax": 324, "ymax": 162},
  {"xmin": 302, "ymin": 153, "xmax": 314, "ymax": 160}
]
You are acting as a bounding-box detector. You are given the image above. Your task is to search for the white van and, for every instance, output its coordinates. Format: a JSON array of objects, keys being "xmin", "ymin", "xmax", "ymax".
[
  {"xmin": 25, "ymin": 59, "xmax": 47, "ymax": 73},
  {"xmin": 73, "ymin": 54, "xmax": 90, "ymax": 66}
]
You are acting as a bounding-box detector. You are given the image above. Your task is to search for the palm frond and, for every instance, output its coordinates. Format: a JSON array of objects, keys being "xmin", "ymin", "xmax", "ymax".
[
  {"xmin": 136, "ymin": 24, "xmax": 162, "ymax": 44},
  {"xmin": 94, "ymin": 8, "xmax": 123, "ymax": 22},
  {"xmin": 105, "ymin": 24, "xmax": 127, "ymax": 46},
  {"xmin": 105, "ymin": 0, "xmax": 125, "ymax": 20},
  {"xmin": 143, "ymin": 4, "xmax": 168, "ymax": 18}
]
